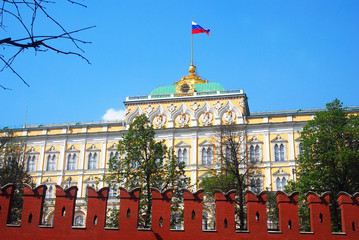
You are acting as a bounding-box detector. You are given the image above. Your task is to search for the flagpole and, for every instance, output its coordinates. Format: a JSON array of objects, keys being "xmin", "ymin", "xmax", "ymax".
[{"xmin": 191, "ymin": 16, "xmax": 193, "ymax": 66}]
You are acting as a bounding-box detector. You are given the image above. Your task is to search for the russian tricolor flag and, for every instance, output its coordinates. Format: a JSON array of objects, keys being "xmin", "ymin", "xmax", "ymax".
[{"xmin": 192, "ymin": 21, "xmax": 210, "ymax": 35}]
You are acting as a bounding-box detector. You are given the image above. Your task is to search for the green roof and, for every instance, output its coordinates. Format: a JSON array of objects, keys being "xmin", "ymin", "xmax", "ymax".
[{"xmin": 150, "ymin": 82, "xmax": 225, "ymax": 95}]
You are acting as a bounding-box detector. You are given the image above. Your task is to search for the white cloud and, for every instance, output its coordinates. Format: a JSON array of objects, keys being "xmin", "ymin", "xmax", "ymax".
[{"xmin": 102, "ymin": 108, "xmax": 126, "ymax": 121}]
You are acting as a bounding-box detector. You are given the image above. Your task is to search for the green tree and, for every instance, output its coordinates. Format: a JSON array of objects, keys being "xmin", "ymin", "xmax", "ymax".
[
  {"xmin": 0, "ymin": 128, "xmax": 34, "ymax": 224},
  {"xmin": 200, "ymin": 125, "xmax": 258, "ymax": 230},
  {"xmin": 286, "ymin": 99, "xmax": 359, "ymax": 231},
  {"xmin": 106, "ymin": 114, "xmax": 189, "ymax": 227}
]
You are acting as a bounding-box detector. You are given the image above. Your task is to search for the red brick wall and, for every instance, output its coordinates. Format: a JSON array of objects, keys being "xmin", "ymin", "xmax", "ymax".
[{"xmin": 1, "ymin": 184, "xmax": 358, "ymax": 240}]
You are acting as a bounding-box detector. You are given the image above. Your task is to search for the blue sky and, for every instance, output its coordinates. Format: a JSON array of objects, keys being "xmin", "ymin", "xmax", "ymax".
[{"xmin": 1, "ymin": 0, "xmax": 358, "ymax": 128}]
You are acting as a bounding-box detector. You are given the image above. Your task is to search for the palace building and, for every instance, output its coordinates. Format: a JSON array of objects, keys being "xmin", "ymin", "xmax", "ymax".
[{"xmin": 4, "ymin": 63, "xmax": 359, "ymax": 226}]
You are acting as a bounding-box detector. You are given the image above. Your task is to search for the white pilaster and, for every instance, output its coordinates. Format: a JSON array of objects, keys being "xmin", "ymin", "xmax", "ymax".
[
  {"xmin": 79, "ymin": 143, "xmax": 86, "ymax": 170},
  {"xmin": 264, "ymin": 133, "xmax": 271, "ymax": 190},
  {"xmin": 288, "ymin": 131, "xmax": 295, "ymax": 160},
  {"xmin": 100, "ymin": 142, "xmax": 107, "ymax": 169},
  {"xmin": 39, "ymin": 145, "xmax": 45, "ymax": 172}
]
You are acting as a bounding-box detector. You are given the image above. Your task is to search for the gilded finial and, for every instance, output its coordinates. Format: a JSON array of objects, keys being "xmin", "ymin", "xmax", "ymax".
[{"xmin": 189, "ymin": 64, "xmax": 195, "ymax": 73}]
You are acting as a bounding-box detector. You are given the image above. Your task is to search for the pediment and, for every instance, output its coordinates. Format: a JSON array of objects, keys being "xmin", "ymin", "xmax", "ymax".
[
  {"xmin": 45, "ymin": 146, "xmax": 59, "ymax": 153},
  {"xmin": 66, "ymin": 145, "xmax": 79, "ymax": 152},
  {"xmin": 175, "ymin": 141, "xmax": 191, "ymax": 148},
  {"xmin": 271, "ymin": 134, "xmax": 288, "ymax": 143},
  {"xmin": 83, "ymin": 175, "xmax": 97, "ymax": 183},
  {"xmin": 199, "ymin": 140, "xmax": 214, "ymax": 147},
  {"xmin": 86, "ymin": 144, "xmax": 100, "ymax": 151},
  {"xmin": 273, "ymin": 168, "xmax": 290, "ymax": 176}
]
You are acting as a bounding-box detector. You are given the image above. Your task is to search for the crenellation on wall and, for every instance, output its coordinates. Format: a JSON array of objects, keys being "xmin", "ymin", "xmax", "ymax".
[{"xmin": 1, "ymin": 184, "xmax": 359, "ymax": 239}]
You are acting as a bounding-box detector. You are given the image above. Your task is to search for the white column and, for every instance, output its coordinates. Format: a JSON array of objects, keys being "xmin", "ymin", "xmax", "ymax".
[
  {"xmin": 264, "ymin": 133, "xmax": 271, "ymax": 190},
  {"xmin": 78, "ymin": 175, "xmax": 83, "ymax": 197},
  {"xmin": 288, "ymin": 131, "xmax": 295, "ymax": 161},
  {"xmin": 57, "ymin": 143, "xmax": 66, "ymax": 185},
  {"xmin": 39, "ymin": 144, "xmax": 45, "ymax": 172},
  {"xmin": 191, "ymin": 134, "xmax": 198, "ymax": 189},
  {"xmin": 79, "ymin": 143, "xmax": 86, "ymax": 170},
  {"xmin": 100, "ymin": 142, "xmax": 107, "ymax": 169}
]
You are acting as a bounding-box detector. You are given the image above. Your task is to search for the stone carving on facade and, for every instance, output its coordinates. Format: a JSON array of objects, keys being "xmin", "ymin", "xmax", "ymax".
[
  {"xmin": 200, "ymin": 112, "xmax": 213, "ymax": 126},
  {"xmin": 167, "ymin": 103, "xmax": 177, "ymax": 113},
  {"xmin": 240, "ymin": 99, "xmax": 246, "ymax": 108},
  {"xmin": 214, "ymin": 100, "xmax": 223, "ymax": 110},
  {"xmin": 190, "ymin": 102, "xmax": 200, "ymax": 111},
  {"xmin": 223, "ymin": 111, "xmax": 236, "ymax": 125},
  {"xmin": 177, "ymin": 113, "xmax": 190, "ymax": 127},
  {"xmin": 145, "ymin": 105, "xmax": 153, "ymax": 114},
  {"xmin": 153, "ymin": 115, "xmax": 166, "ymax": 129}
]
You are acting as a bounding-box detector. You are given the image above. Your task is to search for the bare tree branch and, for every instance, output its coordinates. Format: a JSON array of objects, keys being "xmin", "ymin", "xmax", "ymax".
[{"xmin": 0, "ymin": 0, "xmax": 93, "ymax": 89}]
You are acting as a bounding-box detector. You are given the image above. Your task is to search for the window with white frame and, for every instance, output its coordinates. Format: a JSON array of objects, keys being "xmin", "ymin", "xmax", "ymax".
[
  {"xmin": 62, "ymin": 177, "xmax": 76, "ymax": 190},
  {"xmin": 66, "ymin": 145, "xmax": 79, "ymax": 171},
  {"xmin": 46, "ymin": 154, "xmax": 57, "ymax": 171},
  {"xmin": 276, "ymin": 177, "xmax": 287, "ymax": 191},
  {"xmin": 298, "ymin": 143, "xmax": 303, "ymax": 154},
  {"xmin": 178, "ymin": 148, "xmax": 188, "ymax": 164},
  {"xmin": 67, "ymin": 153, "xmax": 77, "ymax": 170},
  {"xmin": 273, "ymin": 168, "xmax": 289, "ymax": 191},
  {"xmin": 45, "ymin": 146, "xmax": 59, "ymax": 171},
  {"xmin": 88, "ymin": 152, "xmax": 97, "ymax": 169},
  {"xmin": 199, "ymin": 140, "xmax": 214, "ymax": 165},
  {"xmin": 247, "ymin": 136, "xmax": 263, "ymax": 163},
  {"xmin": 46, "ymin": 185, "xmax": 55, "ymax": 198},
  {"xmin": 271, "ymin": 135, "xmax": 287, "ymax": 162},
  {"xmin": 86, "ymin": 144, "xmax": 100, "ymax": 170},
  {"xmin": 27, "ymin": 155, "xmax": 36, "ymax": 172},
  {"xmin": 74, "ymin": 214, "xmax": 85, "ymax": 226},
  {"xmin": 295, "ymin": 137, "xmax": 303, "ymax": 157},
  {"xmin": 108, "ymin": 143, "xmax": 119, "ymax": 168},
  {"xmin": 175, "ymin": 141, "xmax": 190, "ymax": 165},
  {"xmin": 201, "ymin": 148, "xmax": 213, "ymax": 165},
  {"xmin": 249, "ymin": 170, "xmax": 264, "ymax": 193}
]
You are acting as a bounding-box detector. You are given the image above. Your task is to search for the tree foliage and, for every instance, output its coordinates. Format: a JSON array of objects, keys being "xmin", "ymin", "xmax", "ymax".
[
  {"xmin": 106, "ymin": 114, "xmax": 189, "ymax": 227},
  {"xmin": 286, "ymin": 99, "xmax": 359, "ymax": 231},
  {"xmin": 0, "ymin": 128, "xmax": 34, "ymax": 224}
]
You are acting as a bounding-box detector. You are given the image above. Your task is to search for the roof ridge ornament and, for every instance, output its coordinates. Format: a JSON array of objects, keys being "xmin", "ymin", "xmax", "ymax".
[{"xmin": 174, "ymin": 64, "xmax": 208, "ymax": 94}]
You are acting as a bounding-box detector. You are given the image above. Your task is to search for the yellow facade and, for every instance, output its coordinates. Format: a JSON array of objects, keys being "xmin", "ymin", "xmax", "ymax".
[{"xmin": 3, "ymin": 63, "xmax": 358, "ymax": 226}]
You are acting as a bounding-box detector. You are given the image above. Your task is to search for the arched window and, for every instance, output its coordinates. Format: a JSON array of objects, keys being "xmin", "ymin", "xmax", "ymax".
[
  {"xmin": 27, "ymin": 156, "xmax": 36, "ymax": 172},
  {"xmin": 207, "ymin": 148, "xmax": 213, "ymax": 164},
  {"xmin": 202, "ymin": 148, "xmax": 207, "ymax": 165},
  {"xmin": 255, "ymin": 145, "xmax": 260, "ymax": 162},
  {"xmin": 225, "ymin": 146, "xmax": 231, "ymax": 160},
  {"xmin": 88, "ymin": 153, "xmax": 97, "ymax": 169},
  {"xmin": 256, "ymin": 178, "xmax": 261, "ymax": 192},
  {"xmin": 109, "ymin": 152, "xmax": 114, "ymax": 160},
  {"xmin": 299, "ymin": 143, "xmax": 303, "ymax": 154},
  {"xmin": 276, "ymin": 177, "xmax": 287, "ymax": 191},
  {"xmin": 178, "ymin": 148, "xmax": 187, "ymax": 165},
  {"xmin": 74, "ymin": 215, "xmax": 84, "ymax": 226},
  {"xmin": 250, "ymin": 178, "xmax": 261, "ymax": 193},
  {"xmin": 282, "ymin": 177, "xmax": 287, "ymax": 187},
  {"xmin": 275, "ymin": 145, "xmax": 279, "ymax": 161},
  {"xmin": 67, "ymin": 154, "xmax": 76, "ymax": 170},
  {"xmin": 47, "ymin": 155, "xmax": 56, "ymax": 171},
  {"xmin": 280, "ymin": 144, "xmax": 285, "ymax": 161},
  {"xmin": 46, "ymin": 185, "xmax": 54, "ymax": 198},
  {"xmin": 276, "ymin": 177, "xmax": 281, "ymax": 190},
  {"xmin": 178, "ymin": 149, "xmax": 183, "ymax": 163},
  {"xmin": 249, "ymin": 145, "xmax": 255, "ymax": 162}
]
